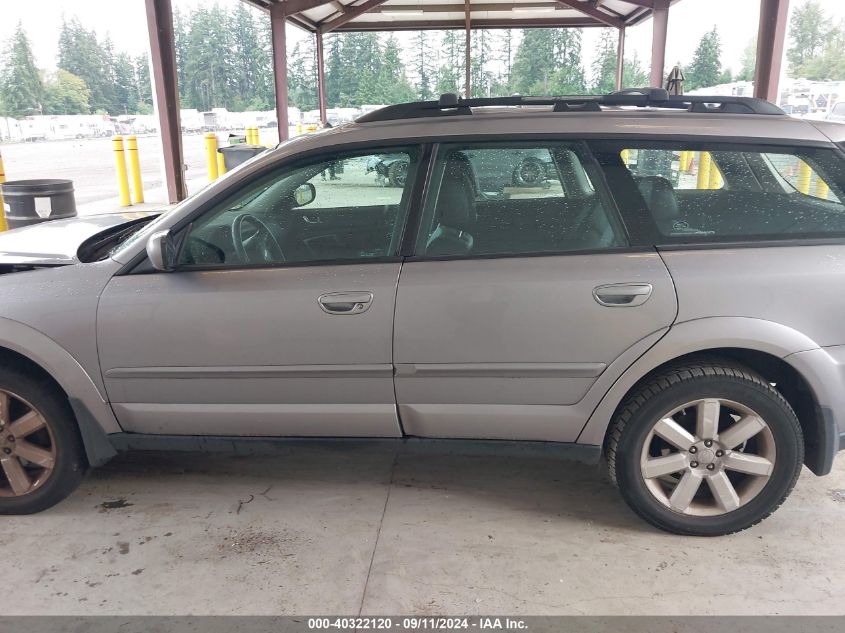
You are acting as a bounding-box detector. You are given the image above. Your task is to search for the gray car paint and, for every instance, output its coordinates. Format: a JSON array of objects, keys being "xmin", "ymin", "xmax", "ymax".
[
  {"xmin": 97, "ymin": 263, "xmax": 403, "ymax": 436},
  {"xmin": 0, "ymin": 211, "xmax": 159, "ymax": 265},
  {"xmin": 0, "ymin": 107, "xmax": 841, "ymax": 469},
  {"xmin": 393, "ymin": 253, "xmax": 677, "ymax": 441}
]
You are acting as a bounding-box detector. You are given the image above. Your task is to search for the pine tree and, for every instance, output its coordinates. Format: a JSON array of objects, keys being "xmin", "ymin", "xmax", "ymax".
[
  {"xmin": 58, "ymin": 18, "xmax": 107, "ymax": 112},
  {"xmin": 685, "ymin": 27, "xmax": 723, "ymax": 90},
  {"xmin": 434, "ymin": 30, "xmax": 464, "ymax": 96},
  {"xmin": 111, "ymin": 52, "xmax": 136, "ymax": 115},
  {"xmin": 172, "ymin": 7, "xmax": 190, "ymax": 103},
  {"xmin": 736, "ymin": 37, "xmax": 757, "ymax": 82},
  {"xmin": 134, "ymin": 54, "xmax": 153, "ymax": 113},
  {"xmin": 590, "ymin": 29, "xmax": 618, "ymax": 94},
  {"xmin": 622, "ymin": 52, "xmax": 649, "ymax": 89},
  {"xmin": 787, "ymin": 0, "xmax": 828, "ymax": 71},
  {"xmin": 411, "ymin": 31, "xmax": 435, "ymax": 100},
  {"xmin": 470, "ymin": 29, "xmax": 493, "ymax": 97},
  {"xmin": 378, "ymin": 35, "xmax": 416, "ymax": 104},
  {"xmin": 0, "ymin": 23, "xmax": 44, "ymax": 117},
  {"xmin": 288, "ymin": 37, "xmax": 317, "ymax": 111}
]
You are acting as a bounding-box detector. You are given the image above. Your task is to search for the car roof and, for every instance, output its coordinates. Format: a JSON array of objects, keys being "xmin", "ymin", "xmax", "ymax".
[{"xmin": 278, "ymin": 108, "xmax": 833, "ymax": 155}]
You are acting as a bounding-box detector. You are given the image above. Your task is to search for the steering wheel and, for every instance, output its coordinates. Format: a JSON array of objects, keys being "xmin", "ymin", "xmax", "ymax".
[{"xmin": 231, "ymin": 214, "xmax": 285, "ymax": 264}]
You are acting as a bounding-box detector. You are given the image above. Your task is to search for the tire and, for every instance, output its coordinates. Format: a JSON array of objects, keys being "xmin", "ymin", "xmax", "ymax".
[
  {"xmin": 512, "ymin": 157, "xmax": 546, "ymax": 187},
  {"xmin": 387, "ymin": 160, "xmax": 409, "ymax": 187},
  {"xmin": 0, "ymin": 367, "xmax": 86, "ymax": 515},
  {"xmin": 605, "ymin": 359, "xmax": 803, "ymax": 536}
]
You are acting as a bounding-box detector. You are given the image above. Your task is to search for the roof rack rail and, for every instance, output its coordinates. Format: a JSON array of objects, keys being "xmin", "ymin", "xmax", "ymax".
[{"xmin": 356, "ymin": 88, "xmax": 785, "ymax": 123}]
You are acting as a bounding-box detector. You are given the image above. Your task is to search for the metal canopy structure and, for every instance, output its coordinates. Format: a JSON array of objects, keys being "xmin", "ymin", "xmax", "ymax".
[
  {"xmin": 248, "ymin": 0, "xmax": 662, "ymax": 32},
  {"xmin": 143, "ymin": 0, "xmax": 790, "ymax": 204}
]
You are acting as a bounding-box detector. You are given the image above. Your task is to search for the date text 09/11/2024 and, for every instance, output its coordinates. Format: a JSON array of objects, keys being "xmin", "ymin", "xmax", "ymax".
[{"xmin": 306, "ymin": 617, "xmax": 528, "ymax": 630}]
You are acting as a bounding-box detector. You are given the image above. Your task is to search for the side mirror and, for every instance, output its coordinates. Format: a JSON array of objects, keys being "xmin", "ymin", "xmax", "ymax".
[
  {"xmin": 146, "ymin": 230, "xmax": 177, "ymax": 272},
  {"xmin": 293, "ymin": 182, "xmax": 316, "ymax": 207}
]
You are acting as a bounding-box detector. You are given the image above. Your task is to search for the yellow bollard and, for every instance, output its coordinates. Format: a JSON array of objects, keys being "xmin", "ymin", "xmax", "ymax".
[
  {"xmin": 620, "ymin": 149, "xmax": 630, "ymax": 166},
  {"xmin": 245, "ymin": 127, "xmax": 254, "ymax": 145},
  {"xmin": 217, "ymin": 149, "xmax": 227, "ymax": 176},
  {"xmin": 297, "ymin": 123, "xmax": 303, "ymax": 136},
  {"xmin": 797, "ymin": 160, "xmax": 812, "ymax": 195},
  {"xmin": 205, "ymin": 132, "xmax": 219, "ymax": 181},
  {"xmin": 697, "ymin": 151, "xmax": 711, "ymax": 190},
  {"xmin": 814, "ymin": 176, "xmax": 830, "ymax": 200},
  {"xmin": 680, "ymin": 150, "xmax": 692, "ymax": 173},
  {"xmin": 708, "ymin": 158, "xmax": 722, "ymax": 189},
  {"xmin": 252, "ymin": 126, "xmax": 260, "ymax": 146},
  {"xmin": 0, "ymin": 149, "xmax": 7, "ymax": 231},
  {"xmin": 126, "ymin": 136, "xmax": 144, "ymax": 204},
  {"xmin": 112, "ymin": 136, "xmax": 131, "ymax": 207}
]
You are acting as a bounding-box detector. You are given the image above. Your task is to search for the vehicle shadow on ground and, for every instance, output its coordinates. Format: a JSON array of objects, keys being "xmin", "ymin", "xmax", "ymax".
[{"xmin": 86, "ymin": 444, "xmax": 651, "ymax": 533}]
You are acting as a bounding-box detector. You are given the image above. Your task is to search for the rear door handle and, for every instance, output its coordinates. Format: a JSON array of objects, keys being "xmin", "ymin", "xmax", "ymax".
[
  {"xmin": 318, "ymin": 292, "xmax": 374, "ymax": 315},
  {"xmin": 593, "ymin": 283, "xmax": 653, "ymax": 307}
]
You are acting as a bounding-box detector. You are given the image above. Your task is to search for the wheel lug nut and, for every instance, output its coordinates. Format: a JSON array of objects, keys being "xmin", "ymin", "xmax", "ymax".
[
  {"xmin": 704, "ymin": 440, "xmax": 713, "ymax": 447},
  {"xmin": 707, "ymin": 464, "xmax": 716, "ymax": 470},
  {"xmin": 2, "ymin": 448, "xmax": 11, "ymax": 455},
  {"xmin": 6, "ymin": 435, "xmax": 13, "ymax": 443},
  {"xmin": 689, "ymin": 446, "xmax": 697, "ymax": 454},
  {"xmin": 715, "ymin": 450, "xmax": 724, "ymax": 457},
  {"xmin": 690, "ymin": 461, "xmax": 699, "ymax": 468}
]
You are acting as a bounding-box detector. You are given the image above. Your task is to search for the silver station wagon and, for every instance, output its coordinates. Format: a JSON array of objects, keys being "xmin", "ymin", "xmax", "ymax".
[{"xmin": 1, "ymin": 88, "xmax": 844, "ymax": 535}]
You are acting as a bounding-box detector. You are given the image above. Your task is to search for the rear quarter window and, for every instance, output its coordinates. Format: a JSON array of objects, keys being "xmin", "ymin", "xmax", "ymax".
[{"xmin": 597, "ymin": 142, "xmax": 845, "ymax": 243}]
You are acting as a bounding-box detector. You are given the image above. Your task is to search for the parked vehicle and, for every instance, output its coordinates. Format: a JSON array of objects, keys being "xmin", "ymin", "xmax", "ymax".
[
  {"xmin": 0, "ymin": 89, "xmax": 844, "ymax": 536},
  {"xmin": 828, "ymin": 102, "xmax": 845, "ymax": 123}
]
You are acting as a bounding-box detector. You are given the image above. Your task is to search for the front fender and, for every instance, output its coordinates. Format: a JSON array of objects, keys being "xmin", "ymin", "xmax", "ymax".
[
  {"xmin": 576, "ymin": 317, "xmax": 826, "ymax": 446},
  {"xmin": 0, "ymin": 316, "xmax": 121, "ymax": 435}
]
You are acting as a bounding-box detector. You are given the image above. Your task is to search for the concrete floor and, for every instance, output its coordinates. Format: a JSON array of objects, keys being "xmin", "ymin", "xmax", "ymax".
[{"xmin": 3, "ymin": 445, "xmax": 845, "ymax": 616}]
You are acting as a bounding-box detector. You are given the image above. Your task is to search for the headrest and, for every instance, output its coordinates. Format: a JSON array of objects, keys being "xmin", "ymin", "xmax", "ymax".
[
  {"xmin": 635, "ymin": 175, "xmax": 680, "ymax": 221},
  {"xmin": 436, "ymin": 152, "xmax": 476, "ymax": 227}
]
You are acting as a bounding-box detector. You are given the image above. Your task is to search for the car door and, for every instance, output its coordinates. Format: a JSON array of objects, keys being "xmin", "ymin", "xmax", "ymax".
[
  {"xmin": 97, "ymin": 146, "xmax": 421, "ymax": 437},
  {"xmin": 393, "ymin": 141, "xmax": 677, "ymax": 442}
]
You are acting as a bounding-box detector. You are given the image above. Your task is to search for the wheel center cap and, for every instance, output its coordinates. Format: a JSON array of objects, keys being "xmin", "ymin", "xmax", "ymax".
[{"xmin": 696, "ymin": 447, "xmax": 716, "ymax": 465}]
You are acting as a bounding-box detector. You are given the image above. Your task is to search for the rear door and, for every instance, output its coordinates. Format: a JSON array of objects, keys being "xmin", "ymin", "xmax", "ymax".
[
  {"xmin": 392, "ymin": 141, "xmax": 677, "ymax": 442},
  {"xmin": 595, "ymin": 139, "xmax": 845, "ymax": 348}
]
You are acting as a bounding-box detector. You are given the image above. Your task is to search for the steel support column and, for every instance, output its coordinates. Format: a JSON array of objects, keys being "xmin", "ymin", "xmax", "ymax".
[
  {"xmin": 753, "ymin": 0, "xmax": 789, "ymax": 103},
  {"xmin": 616, "ymin": 27, "xmax": 626, "ymax": 90},
  {"xmin": 465, "ymin": 0, "xmax": 471, "ymax": 98},
  {"xmin": 270, "ymin": 3, "xmax": 290, "ymax": 141},
  {"xmin": 144, "ymin": 0, "xmax": 186, "ymax": 203},
  {"xmin": 316, "ymin": 31, "xmax": 327, "ymax": 124},
  {"xmin": 649, "ymin": 0, "xmax": 669, "ymax": 88}
]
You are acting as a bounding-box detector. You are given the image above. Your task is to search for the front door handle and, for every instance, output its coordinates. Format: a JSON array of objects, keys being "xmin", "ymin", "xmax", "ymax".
[
  {"xmin": 593, "ymin": 283, "xmax": 653, "ymax": 307},
  {"xmin": 318, "ymin": 292, "xmax": 374, "ymax": 315}
]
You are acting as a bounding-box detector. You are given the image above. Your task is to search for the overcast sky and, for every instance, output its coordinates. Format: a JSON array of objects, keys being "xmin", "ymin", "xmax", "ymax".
[{"xmin": 3, "ymin": 0, "xmax": 845, "ymax": 82}]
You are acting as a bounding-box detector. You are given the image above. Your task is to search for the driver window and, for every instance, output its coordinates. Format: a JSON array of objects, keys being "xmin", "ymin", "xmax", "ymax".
[{"xmin": 179, "ymin": 147, "xmax": 419, "ymax": 268}]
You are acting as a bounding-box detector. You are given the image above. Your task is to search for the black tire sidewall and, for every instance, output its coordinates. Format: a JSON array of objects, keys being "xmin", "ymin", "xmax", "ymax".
[
  {"xmin": 0, "ymin": 370, "xmax": 86, "ymax": 515},
  {"xmin": 615, "ymin": 374, "xmax": 803, "ymax": 536}
]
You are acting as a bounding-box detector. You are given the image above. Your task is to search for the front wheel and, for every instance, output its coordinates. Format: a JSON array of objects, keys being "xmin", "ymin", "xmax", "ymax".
[
  {"xmin": 0, "ymin": 368, "xmax": 86, "ymax": 514},
  {"xmin": 606, "ymin": 360, "xmax": 803, "ymax": 536}
]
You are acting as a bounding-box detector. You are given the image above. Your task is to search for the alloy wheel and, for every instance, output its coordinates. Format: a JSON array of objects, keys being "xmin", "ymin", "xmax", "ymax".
[
  {"xmin": 639, "ymin": 398, "xmax": 776, "ymax": 516},
  {"xmin": 0, "ymin": 389, "xmax": 56, "ymax": 497}
]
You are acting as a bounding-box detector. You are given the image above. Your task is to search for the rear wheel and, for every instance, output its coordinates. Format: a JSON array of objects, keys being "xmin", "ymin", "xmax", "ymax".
[
  {"xmin": 0, "ymin": 369, "xmax": 86, "ymax": 514},
  {"xmin": 606, "ymin": 360, "xmax": 803, "ymax": 536}
]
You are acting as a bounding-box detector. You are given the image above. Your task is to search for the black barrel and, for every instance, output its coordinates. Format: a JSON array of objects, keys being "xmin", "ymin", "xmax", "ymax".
[
  {"xmin": 219, "ymin": 145, "xmax": 267, "ymax": 171},
  {"xmin": 1, "ymin": 179, "xmax": 77, "ymax": 229}
]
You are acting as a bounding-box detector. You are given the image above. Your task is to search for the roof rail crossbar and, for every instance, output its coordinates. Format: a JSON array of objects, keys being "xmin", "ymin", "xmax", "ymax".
[{"xmin": 355, "ymin": 89, "xmax": 784, "ymax": 123}]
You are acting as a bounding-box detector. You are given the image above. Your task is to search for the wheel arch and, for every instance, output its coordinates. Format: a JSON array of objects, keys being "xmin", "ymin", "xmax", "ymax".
[
  {"xmin": 578, "ymin": 317, "xmax": 841, "ymax": 475},
  {"xmin": 0, "ymin": 318, "xmax": 120, "ymax": 466}
]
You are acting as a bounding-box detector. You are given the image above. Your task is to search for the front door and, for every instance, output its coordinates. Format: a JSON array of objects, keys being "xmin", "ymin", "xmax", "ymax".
[
  {"xmin": 98, "ymin": 146, "xmax": 421, "ymax": 437},
  {"xmin": 393, "ymin": 141, "xmax": 677, "ymax": 442}
]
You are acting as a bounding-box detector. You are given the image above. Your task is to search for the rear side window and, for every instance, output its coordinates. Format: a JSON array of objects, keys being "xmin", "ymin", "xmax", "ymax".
[
  {"xmin": 416, "ymin": 142, "xmax": 626, "ymax": 258},
  {"xmin": 596, "ymin": 142, "xmax": 845, "ymax": 242}
]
